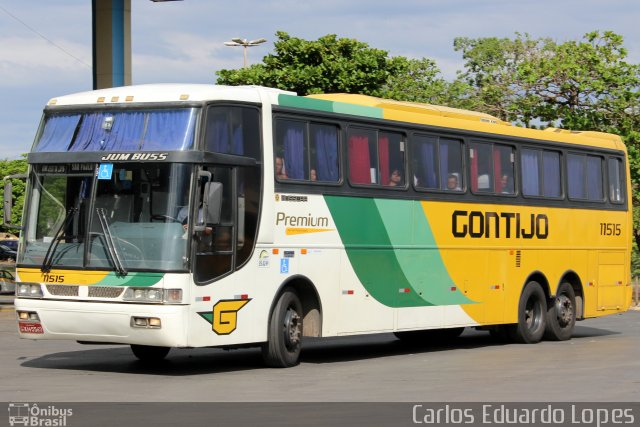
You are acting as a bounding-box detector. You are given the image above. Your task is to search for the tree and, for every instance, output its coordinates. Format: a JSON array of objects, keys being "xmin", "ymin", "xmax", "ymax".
[
  {"xmin": 0, "ymin": 156, "xmax": 28, "ymax": 232},
  {"xmin": 455, "ymin": 31, "xmax": 640, "ymax": 247},
  {"xmin": 216, "ymin": 31, "xmax": 402, "ymax": 96},
  {"xmin": 377, "ymin": 57, "xmax": 473, "ymax": 108}
]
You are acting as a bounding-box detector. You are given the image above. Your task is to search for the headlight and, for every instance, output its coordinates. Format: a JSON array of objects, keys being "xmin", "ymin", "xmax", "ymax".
[
  {"xmin": 16, "ymin": 283, "xmax": 43, "ymax": 298},
  {"xmin": 123, "ymin": 288, "xmax": 182, "ymax": 304}
]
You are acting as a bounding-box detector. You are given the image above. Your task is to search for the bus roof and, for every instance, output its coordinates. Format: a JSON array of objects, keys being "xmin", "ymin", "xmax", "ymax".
[
  {"xmin": 301, "ymin": 93, "xmax": 625, "ymax": 152},
  {"xmin": 46, "ymin": 84, "xmax": 625, "ymax": 152},
  {"xmin": 47, "ymin": 84, "xmax": 294, "ymax": 107}
]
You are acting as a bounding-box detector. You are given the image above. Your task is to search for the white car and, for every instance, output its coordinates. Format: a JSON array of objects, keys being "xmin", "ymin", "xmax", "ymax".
[{"xmin": 0, "ymin": 270, "xmax": 15, "ymax": 294}]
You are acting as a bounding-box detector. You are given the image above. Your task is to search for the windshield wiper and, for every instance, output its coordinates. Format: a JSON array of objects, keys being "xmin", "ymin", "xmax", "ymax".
[
  {"xmin": 96, "ymin": 208, "xmax": 128, "ymax": 276},
  {"xmin": 41, "ymin": 208, "xmax": 77, "ymax": 273}
]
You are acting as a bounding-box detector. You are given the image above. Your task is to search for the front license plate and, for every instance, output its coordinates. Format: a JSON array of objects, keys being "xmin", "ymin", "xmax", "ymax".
[{"xmin": 18, "ymin": 322, "xmax": 44, "ymax": 334}]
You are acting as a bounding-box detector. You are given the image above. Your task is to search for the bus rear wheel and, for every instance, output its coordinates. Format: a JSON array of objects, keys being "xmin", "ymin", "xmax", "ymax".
[
  {"xmin": 507, "ymin": 281, "xmax": 547, "ymax": 344},
  {"xmin": 130, "ymin": 344, "xmax": 170, "ymax": 361},
  {"xmin": 544, "ymin": 282, "xmax": 576, "ymax": 341},
  {"xmin": 262, "ymin": 289, "xmax": 303, "ymax": 368}
]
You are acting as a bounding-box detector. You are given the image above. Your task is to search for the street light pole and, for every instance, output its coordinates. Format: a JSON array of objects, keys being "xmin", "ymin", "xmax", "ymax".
[{"xmin": 224, "ymin": 38, "xmax": 267, "ymax": 68}]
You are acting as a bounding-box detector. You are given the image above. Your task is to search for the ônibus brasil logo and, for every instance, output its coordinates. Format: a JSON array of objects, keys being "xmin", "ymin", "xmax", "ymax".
[{"xmin": 8, "ymin": 403, "xmax": 73, "ymax": 426}]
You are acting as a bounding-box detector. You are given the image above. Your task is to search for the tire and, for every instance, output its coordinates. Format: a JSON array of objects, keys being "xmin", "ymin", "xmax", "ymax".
[
  {"xmin": 544, "ymin": 282, "xmax": 576, "ymax": 341},
  {"xmin": 262, "ymin": 289, "xmax": 303, "ymax": 368},
  {"xmin": 130, "ymin": 344, "xmax": 171, "ymax": 361},
  {"xmin": 507, "ymin": 281, "xmax": 547, "ymax": 344},
  {"xmin": 394, "ymin": 327, "xmax": 464, "ymax": 343}
]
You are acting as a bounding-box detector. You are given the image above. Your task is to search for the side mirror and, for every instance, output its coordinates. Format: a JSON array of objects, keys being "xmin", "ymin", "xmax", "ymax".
[
  {"xmin": 3, "ymin": 180, "xmax": 12, "ymax": 225},
  {"xmin": 203, "ymin": 182, "xmax": 222, "ymax": 225},
  {"xmin": 3, "ymin": 174, "xmax": 26, "ymax": 228}
]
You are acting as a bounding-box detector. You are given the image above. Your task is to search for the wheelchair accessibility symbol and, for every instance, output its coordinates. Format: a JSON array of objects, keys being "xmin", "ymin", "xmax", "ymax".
[{"xmin": 98, "ymin": 163, "xmax": 113, "ymax": 180}]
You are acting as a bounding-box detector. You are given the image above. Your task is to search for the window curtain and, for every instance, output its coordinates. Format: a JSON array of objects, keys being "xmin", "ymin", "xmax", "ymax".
[
  {"xmin": 232, "ymin": 126, "xmax": 244, "ymax": 155},
  {"xmin": 109, "ymin": 111, "xmax": 146, "ymax": 150},
  {"xmin": 542, "ymin": 152, "xmax": 560, "ymax": 197},
  {"xmin": 349, "ymin": 135, "xmax": 371, "ymax": 184},
  {"xmin": 567, "ymin": 154, "xmax": 585, "ymax": 199},
  {"xmin": 36, "ymin": 114, "xmax": 81, "ymax": 152},
  {"xmin": 439, "ymin": 142, "xmax": 450, "ymax": 190},
  {"xmin": 521, "ymin": 150, "xmax": 539, "ymax": 196},
  {"xmin": 144, "ymin": 110, "xmax": 196, "ymax": 151},
  {"xmin": 419, "ymin": 140, "xmax": 437, "ymax": 188},
  {"xmin": 284, "ymin": 124, "xmax": 304, "ymax": 179},
  {"xmin": 206, "ymin": 116, "xmax": 229, "ymax": 153},
  {"xmin": 586, "ymin": 156, "xmax": 603, "ymax": 200},
  {"xmin": 314, "ymin": 126, "xmax": 338, "ymax": 181},
  {"xmin": 378, "ymin": 135, "xmax": 390, "ymax": 185}
]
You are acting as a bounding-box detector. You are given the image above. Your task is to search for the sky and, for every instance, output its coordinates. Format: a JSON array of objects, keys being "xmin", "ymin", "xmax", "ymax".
[{"xmin": 0, "ymin": 0, "xmax": 638, "ymax": 159}]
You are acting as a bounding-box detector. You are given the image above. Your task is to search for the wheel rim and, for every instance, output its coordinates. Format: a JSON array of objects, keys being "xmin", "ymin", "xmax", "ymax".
[
  {"xmin": 524, "ymin": 296, "xmax": 543, "ymax": 332},
  {"xmin": 283, "ymin": 306, "xmax": 301, "ymax": 351},
  {"xmin": 555, "ymin": 294, "xmax": 574, "ymax": 327}
]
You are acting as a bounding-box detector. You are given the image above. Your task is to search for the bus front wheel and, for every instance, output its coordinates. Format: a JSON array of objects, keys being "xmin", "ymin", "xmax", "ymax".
[
  {"xmin": 130, "ymin": 344, "xmax": 170, "ymax": 361},
  {"xmin": 507, "ymin": 281, "xmax": 547, "ymax": 344},
  {"xmin": 262, "ymin": 289, "xmax": 303, "ymax": 368},
  {"xmin": 544, "ymin": 282, "xmax": 576, "ymax": 341}
]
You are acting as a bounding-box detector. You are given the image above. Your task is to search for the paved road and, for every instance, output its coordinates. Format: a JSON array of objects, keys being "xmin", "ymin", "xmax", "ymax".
[{"xmin": 0, "ymin": 307, "xmax": 638, "ymax": 403}]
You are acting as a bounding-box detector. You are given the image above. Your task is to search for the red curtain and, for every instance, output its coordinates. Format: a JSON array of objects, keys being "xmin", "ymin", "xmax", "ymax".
[{"xmin": 349, "ymin": 135, "xmax": 371, "ymax": 184}]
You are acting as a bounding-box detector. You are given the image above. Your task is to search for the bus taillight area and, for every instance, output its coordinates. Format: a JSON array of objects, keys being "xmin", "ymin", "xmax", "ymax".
[{"xmin": 14, "ymin": 298, "xmax": 190, "ymax": 348}]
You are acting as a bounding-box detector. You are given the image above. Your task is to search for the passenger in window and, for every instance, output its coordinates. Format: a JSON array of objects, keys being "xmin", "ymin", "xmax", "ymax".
[
  {"xmin": 447, "ymin": 174, "xmax": 461, "ymax": 191},
  {"xmin": 500, "ymin": 174, "xmax": 514, "ymax": 194},
  {"xmin": 388, "ymin": 169, "xmax": 403, "ymax": 186},
  {"xmin": 310, "ymin": 168, "xmax": 317, "ymax": 181},
  {"xmin": 275, "ymin": 156, "xmax": 288, "ymax": 180}
]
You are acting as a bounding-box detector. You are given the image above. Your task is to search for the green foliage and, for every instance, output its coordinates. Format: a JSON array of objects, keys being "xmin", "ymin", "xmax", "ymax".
[
  {"xmin": 216, "ymin": 31, "xmax": 400, "ymax": 96},
  {"xmin": 0, "ymin": 156, "xmax": 28, "ymax": 232}
]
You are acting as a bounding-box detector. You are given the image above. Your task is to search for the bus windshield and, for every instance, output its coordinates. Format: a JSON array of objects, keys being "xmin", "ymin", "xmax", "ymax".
[{"xmin": 20, "ymin": 163, "xmax": 193, "ymax": 272}]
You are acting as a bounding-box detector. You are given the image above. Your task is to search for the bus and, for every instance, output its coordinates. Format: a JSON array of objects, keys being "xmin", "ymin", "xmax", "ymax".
[{"xmin": 6, "ymin": 84, "xmax": 632, "ymax": 367}]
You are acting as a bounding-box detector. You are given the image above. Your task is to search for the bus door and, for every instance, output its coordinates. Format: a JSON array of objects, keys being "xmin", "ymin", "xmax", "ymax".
[{"xmin": 193, "ymin": 165, "xmax": 260, "ymax": 284}]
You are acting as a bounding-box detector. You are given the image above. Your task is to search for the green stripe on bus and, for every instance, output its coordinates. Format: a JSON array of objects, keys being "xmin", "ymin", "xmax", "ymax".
[
  {"xmin": 374, "ymin": 199, "xmax": 473, "ymax": 306},
  {"xmin": 325, "ymin": 195, "xmax": 473, "ymax": 308},
  {"xmin": 278, "ymin": 94, "xmax": 383, "ymax": 119},
  {"xmin": 95, "ymin": 272, "xmax": 164, "ymax": 287}
]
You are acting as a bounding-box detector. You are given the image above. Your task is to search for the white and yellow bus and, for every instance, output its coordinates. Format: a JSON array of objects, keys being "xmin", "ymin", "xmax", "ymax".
[{"xmin": 6, "ymin": 84, "xmax": 632, "ymax": 367}]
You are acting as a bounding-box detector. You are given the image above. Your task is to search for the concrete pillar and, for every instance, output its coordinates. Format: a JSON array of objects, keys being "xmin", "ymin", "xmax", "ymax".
[{"xmin": 92, "ymin": 0, "xmax": 131, "ymax": 89}]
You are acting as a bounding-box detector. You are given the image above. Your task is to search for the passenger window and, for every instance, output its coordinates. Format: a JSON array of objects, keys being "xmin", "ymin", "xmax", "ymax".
[
  {"xmin": 522, "ymin": 148, "xmax": 561, "ymax": 198},
  {"xmin": 204, "ymin": 106, "xmax": 260, "ymax": 159},
  {"xmin": 275, "ymin": 119, "xmax": 339, "ymax": 182},
  {"xmin": 412, "ymin": 135, "xmax": 463, "ymax": 192},
  {"xmin": 608, "ymin": 158, "xmax": 625, "ymax": 203},
  {"xmin": 348, "ymin": 128, "xmax": 405, "ymax": 187},
  {"xmin": 568, "ymin": 153, "xmax": 604, "ymax": 201},
  {"xmin": 470, "ymin": 142, "xmax": 514, "ymax": 194}
]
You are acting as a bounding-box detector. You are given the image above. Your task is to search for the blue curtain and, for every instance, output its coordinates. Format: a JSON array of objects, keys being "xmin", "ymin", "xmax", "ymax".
[
  {"xmin": 70, "ymin": 113, "xmax": 105, "ymax": 151},
  {"xmin": 143, "ymin": 109, "xmax": 196, "ymax": 150},
  {"xmin": 35, "ymin": 114, "xmax": 81, "ymax": 152},
  {"xmin": 417, "ymin": 139, "xmax": 437, "ymax": 188},
  {"xmin": 232, "ymin": 126, "xmax": 244, "ymax": 155},
  {"xmin": 284, "ymin": 124, "xmax": 304, "ymax": 179},
  {"xmin": 206, "ymin": 116, "xmax": 230, "ymax": 153},
  {"xmin": 542, "ymin": 151, "xmax": 561, "ymax": 197},
  {"xmin": 44, "ymin": 110, "xmax": 195, "ymax": 152},
  {"xmin": 586, "ymin": 156, "xmax": 603, "ymax": 200},
  {"xmin": 567, "ymin": 154, "xmax": 585, "ymax": 199},
  {"xmin": 522, "ymin": 149, "xmax": 540, "ymax": 196},
  {"xmin": 314, "ymin": 125, "xmax": 338, "ymax": 181}
]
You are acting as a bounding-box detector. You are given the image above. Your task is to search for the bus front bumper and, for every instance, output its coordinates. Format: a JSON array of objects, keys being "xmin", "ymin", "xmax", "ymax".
[{"xmin": 14, "ymin": 298, "xmax": 189, "ymax": 347}]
